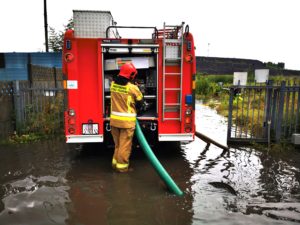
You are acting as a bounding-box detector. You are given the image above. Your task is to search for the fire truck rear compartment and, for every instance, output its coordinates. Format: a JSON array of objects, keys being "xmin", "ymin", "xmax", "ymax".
[
  {"xmin": 103, "ymin": 51, "xmax": 158, "ymax": 120},
  {"xmin": 64, "ymin": 10, "xmax": 196, "ymax": 143}
]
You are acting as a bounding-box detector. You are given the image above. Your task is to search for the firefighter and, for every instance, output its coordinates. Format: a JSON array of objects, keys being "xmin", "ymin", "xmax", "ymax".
[{"xmin": 110, "ymin": 62, "xmax": 143, "ymax": 172}]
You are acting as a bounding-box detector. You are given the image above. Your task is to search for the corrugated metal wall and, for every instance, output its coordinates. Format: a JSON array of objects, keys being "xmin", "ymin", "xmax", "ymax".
[{"xmin": 0, "ymin": 52, "xmax": 62, "ymax": 80}]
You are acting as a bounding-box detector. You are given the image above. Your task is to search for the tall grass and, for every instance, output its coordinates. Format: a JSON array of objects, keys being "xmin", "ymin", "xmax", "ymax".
[
  {"xmin": 197, "ymin": 74, "xmax": 233, "ymax": 84},
  {"xmin": 195, "ymin": 74, "xmax": 232, "ymax": 100},
  {"xmin": 196, "ymin": 74, "xmax": 300, "ymax": 139},
  {"xmin": 196, "ymin": 74, "xmax": 300, "ymax": 97}
]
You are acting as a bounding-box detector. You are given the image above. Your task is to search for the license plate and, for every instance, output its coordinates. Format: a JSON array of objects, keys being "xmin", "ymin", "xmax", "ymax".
[{"xmin": 82, "ymin": 124, "xmax": 99, "ymax": 135}]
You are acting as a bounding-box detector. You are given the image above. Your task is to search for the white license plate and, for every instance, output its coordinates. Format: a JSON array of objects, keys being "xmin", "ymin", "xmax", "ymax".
[{"xmin": 82, "ymin": 124, "xmax": 99, "ymax": 135}]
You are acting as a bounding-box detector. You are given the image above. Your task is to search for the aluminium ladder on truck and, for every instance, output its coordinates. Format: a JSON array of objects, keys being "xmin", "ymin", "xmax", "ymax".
[{"xmin": 161, "ymin": 22, "xmax": 185, "ymax": 122}]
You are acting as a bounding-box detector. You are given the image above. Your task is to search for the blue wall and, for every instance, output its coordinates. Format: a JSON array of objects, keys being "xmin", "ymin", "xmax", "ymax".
[{"xmin": 0, "ymin": 52, "xmax": 62, "ymax": 80}]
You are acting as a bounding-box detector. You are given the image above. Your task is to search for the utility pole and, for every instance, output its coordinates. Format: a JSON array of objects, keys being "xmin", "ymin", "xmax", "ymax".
[{"xmin": 44, "ymin": 0, "xmax": 49, "ymax": 52}]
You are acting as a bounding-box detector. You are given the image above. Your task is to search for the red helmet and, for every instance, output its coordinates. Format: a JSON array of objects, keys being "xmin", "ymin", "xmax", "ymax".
[{"xmin": 118, "ymin": 62, "xmax": 137, "ymax": 80}]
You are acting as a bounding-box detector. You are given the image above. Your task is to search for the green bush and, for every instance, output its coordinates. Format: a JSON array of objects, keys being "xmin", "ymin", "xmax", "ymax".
[
  {"xmin": 196, "ymin": 77, "xmax": 210, "ymax": 95},
  {"xmin": 196, "ymin": 74, "xmax": 232, "ymax": 97},
  {"xmin": 204, "ymin": 74, "xmax": 233, "ymax": 84},
  {"xmin": 269, "ymin": 76, "xmax": 300, "ymax": 85}
]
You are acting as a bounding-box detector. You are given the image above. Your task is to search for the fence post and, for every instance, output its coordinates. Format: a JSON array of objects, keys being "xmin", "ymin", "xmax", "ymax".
[
  {"xmin": 13, "ymin": 80, "xmax": 22, "ymax": 133},
  {"xmin": 227, "ymin": 87, "xmax": 234, "ymax": 143},
  {"xmin": 27, "ymin": 53, "xmax": 32, "ymax": 87},
  {"xmin": 264, "ymin": 80, "xmax": 273, "ymax": 138},
  {"xmin": 53, "ymin": 67, "xmax": 57, "ymax": 88},
  {"xmin": 275, "ymin": 81, "xmax": 286, "ymax": 142},
  {"xmin": 296, "ymin": 84, "xmax": 300, "ymax": 133},
  {"xmin": 27, "ymin": 53, "xmax": 33, "ymax": 104},
  {"xmin": 271, "ymin": 88, "xmax": 278, "ymax": 131}
]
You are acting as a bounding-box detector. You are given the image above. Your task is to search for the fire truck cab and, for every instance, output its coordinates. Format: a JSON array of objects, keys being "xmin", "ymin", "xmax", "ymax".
[{"xmin": 63, "ymin": 10, "xmax": 196, "ymax": 144}]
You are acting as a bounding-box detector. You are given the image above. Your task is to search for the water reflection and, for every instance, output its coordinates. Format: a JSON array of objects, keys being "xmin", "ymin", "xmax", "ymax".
[
  {"xmin": 0, "ymin": 141, "xmax": 71, "ymax": 225},
  {"xmin": 65, "ymin": 143, "xmax": 194, "ymax": 225},
  {"xmin": 258, "ymin": 152, "xmax": 300, "ymax": 202},
  {"xmin": 0, "ymin": 104, "xmax": 300, "ymax": 224},
  {"xmin": 187, "ymin": 104, "xmax": 300, "ymax": 224}
]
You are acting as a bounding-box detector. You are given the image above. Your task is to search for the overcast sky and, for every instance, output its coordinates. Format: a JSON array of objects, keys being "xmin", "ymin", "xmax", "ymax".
[{"xmin": 0, "ymin": 0, "xmax": 299, "ymax": 70}]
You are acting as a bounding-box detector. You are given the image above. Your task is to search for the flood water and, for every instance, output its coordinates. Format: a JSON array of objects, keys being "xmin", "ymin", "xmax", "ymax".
[{"xmin": 0, "ymin": 103, "xmax": 300, "ymax": 225}]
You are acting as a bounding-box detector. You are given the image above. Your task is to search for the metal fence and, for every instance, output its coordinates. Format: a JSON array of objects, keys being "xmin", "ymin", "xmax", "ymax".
[
  {"xmin": 0, "ymin": 65, "xmax": 64, "ymax": 140},
  {"xmin": 227, "ymin": 81, "xmax": 300, "ymax": 144},
  {"xmin": 0, "ymin": 82, "xmax": 14, "ymax": 139},
  {"xmin": 14, "ymin": 81, "xmax": 65, "ymax": 135}
]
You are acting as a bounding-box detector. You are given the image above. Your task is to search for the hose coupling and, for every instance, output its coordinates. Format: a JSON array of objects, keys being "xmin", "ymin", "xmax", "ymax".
[
  {"xmin": 150, "ymin": 123, "xmax": 157, "ymax": 131},
  {"xmin": 106, "ymin": 123, "xmax": 111, "ymax": 132}
]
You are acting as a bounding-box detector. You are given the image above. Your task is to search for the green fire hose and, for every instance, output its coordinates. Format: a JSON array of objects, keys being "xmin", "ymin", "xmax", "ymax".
[{"xmin": 135, "ymin": 120, "xmax": 184, "ymax": 196}]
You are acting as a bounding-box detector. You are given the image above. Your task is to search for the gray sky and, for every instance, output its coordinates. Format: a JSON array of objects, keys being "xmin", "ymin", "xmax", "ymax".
[{"xmin": 0, "ymin": 0, "xmax": 299, "ymax": 70}]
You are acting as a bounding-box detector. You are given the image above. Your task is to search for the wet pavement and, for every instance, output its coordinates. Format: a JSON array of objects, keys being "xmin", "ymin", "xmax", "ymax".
[{"xmin": 0, "ymin": 103, "xmax": 300, "ymax": 225}]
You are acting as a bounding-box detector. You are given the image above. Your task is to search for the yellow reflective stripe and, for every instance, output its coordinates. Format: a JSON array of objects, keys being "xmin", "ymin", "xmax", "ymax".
[
  {"xmin": 111, "ymin": 83, "xmax": 129, "ymax": 94},
  {"xmin": 110, "ymin": 114, "xmax": 136, "ymax": 121},
  {"xmin": 116, "ymin": 163, "xmax": 129, "ymax": 169},
  {"xmin": 112, "ymin": 158, "xmax": 117, "ymax": 165},
  {"xmin": 111, "ymin": 82, "xmax": 129, "ymax": 90}
]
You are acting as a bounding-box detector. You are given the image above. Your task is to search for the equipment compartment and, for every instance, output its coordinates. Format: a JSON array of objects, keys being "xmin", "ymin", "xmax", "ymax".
[{"xmin": 103, "ymin": 53, "xmax": 158, "ymax": 119}]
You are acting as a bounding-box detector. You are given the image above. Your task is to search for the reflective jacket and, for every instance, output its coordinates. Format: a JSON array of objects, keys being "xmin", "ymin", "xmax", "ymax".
[{"xmin": 110, "ymin": 81, "xmax": 143, "ymax": 128}]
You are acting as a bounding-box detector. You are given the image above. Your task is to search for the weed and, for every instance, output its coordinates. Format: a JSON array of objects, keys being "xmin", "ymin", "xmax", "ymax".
[{"xmin": 196, "ymin": 74, "xmax": 300, "ymax": 143}]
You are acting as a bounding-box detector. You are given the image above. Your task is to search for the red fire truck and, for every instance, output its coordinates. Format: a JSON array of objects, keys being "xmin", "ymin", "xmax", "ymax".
[{"xmin": 63, "ymin": 10, "xmax": 196, "ymax": 144}]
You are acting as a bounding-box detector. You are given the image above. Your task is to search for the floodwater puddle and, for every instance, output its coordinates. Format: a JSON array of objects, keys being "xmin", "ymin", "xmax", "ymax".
[{"xmin": 0, "ymin": 103, "xmax": 300, "ymax": 224}]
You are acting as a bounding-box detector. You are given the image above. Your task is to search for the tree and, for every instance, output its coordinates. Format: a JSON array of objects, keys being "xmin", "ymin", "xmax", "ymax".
[{"xmin": 49, "ymin": 19, "xmax": 73, "ymax": 52}]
